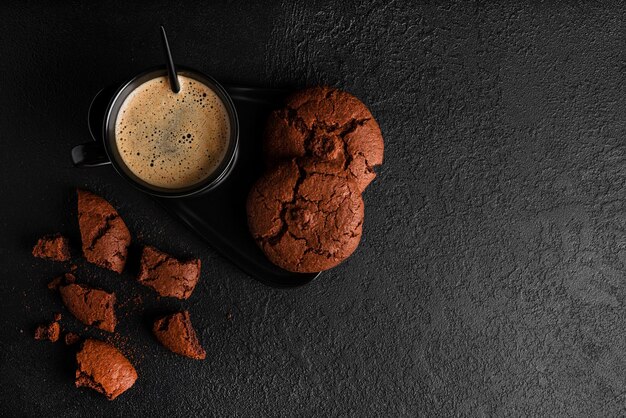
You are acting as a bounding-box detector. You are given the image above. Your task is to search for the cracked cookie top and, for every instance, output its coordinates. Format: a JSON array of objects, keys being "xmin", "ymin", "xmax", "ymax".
[
  {"xmin": 77, "ymin": 189, "xmax": 131, "ymax": 273},
  {"xmin": 247, "ymin": 158, "xmax": 364, "ymax": 273},
  {"xmin": 263, "ymin": 86, "xmax": 384, "ymax": 192}
]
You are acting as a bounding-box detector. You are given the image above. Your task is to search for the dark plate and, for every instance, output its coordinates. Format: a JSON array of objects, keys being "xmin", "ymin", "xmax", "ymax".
[{"xmin": 87, "ymin": 83, "xmax": 320, "ymax": 288}]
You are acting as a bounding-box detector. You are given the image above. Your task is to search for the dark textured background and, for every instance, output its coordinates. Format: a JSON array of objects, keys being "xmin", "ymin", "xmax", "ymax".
[{"xmin": 1, "ymin": 1, "xmax": 625, "ymax": 416}]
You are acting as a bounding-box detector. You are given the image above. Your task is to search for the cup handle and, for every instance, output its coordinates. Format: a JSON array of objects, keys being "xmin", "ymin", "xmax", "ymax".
[{"xmin": 71, "ymin": 142, "xmax": 111, "ymax": 167}]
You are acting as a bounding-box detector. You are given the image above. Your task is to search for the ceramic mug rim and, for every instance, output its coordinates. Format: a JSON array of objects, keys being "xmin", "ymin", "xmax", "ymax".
[{"xmin": 102, "ymin": 66, "xmax": 239, "ymax": 198}]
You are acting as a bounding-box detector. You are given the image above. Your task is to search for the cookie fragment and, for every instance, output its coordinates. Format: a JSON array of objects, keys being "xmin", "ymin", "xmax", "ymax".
[
  {"xmin": 32, "ymin": 234, "xmax": 71, "ymax": 262},
  {"xmin": 247, "ymin": 158, "xmax": 364, "ymax": 272},
  {"xmin": 59, "ymin": 283, "xmax": 117, "ymax": 332},
  {"xmin": 77, "ymin": 189, "xmax": 131, "ymax": 273},
  {"xmin": 137, "ymin": 246, "xmax": 200, "ymax": 299},
  {"xmin": 152, "ymin": 311, "xmax": 206, "ymax": 360},
  {"xmin": 75, "ymin": 339, "xmax": 137, "ymax": 400}
]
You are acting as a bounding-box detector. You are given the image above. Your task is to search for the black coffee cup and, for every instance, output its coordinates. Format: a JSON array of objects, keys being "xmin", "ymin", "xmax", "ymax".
[{"xmin": 71, "ymin": 67, "xmax": 239, "ymax": 198}]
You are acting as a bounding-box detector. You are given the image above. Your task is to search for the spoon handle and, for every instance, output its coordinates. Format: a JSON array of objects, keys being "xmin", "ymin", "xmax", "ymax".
[{"xmin": 160, "ymin": 26, "xmax": 180, "ymax": 93}]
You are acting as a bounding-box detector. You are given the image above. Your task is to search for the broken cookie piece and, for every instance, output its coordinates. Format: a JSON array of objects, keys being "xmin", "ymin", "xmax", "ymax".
[
  {"xmin": 152, "ymin": 311, "xmax": 206, "ymax": 360},
  {"xmin": 34, "ymin": 321, "xmax": 60, "ymax": 342},
  {"xmin": 77, "ymin": 189, "xmax": 131, "ymax": 273},
  {"xmin": 59, "ymin": 283, "xmax": 117, "ymax": 332},
  {"xmin": 75, "ymin": 339, "xmax": 137, "ymax": 400},
  {"xmin": 32, "ymin": 234, "xmax": 71, "ymax": 262},
  {"xmin": 137, "ymin": 246, "xmax": 200, "ymax": 299}
]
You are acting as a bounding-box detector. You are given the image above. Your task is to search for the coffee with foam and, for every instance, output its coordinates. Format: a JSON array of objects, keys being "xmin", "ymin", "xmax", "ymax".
[{"xmin": 115, "ymin": 75, "xmax": 230, "ymax": 189}]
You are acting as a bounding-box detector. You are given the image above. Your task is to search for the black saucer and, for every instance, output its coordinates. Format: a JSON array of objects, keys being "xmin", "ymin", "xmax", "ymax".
[{"xmin": 87, "ymin": 84, "xmax": 320, "ymax": 288}]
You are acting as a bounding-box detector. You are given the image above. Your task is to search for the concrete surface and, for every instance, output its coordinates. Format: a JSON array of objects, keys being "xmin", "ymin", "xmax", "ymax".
[{"xmin": 1, "ymin": 1, "xmax": 625, "ymax": 416}]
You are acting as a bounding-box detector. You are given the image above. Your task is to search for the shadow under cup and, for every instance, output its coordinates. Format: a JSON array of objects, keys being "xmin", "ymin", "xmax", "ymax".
[{"xmin": 76, "ymin": 67, "xmax": 239, "ymax": 198}]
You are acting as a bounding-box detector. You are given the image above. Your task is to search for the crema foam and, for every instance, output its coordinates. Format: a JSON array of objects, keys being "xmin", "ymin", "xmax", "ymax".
[{"xmin": 115, "ymin": 75, "xmax": 230, "ymax": 189}]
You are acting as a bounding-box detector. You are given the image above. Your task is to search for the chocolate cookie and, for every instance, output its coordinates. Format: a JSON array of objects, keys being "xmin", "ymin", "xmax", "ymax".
[
  {"xmin": 59, "ymin": 283, "xmax": 117, "ymax": 332},
  {"xmin": 75, "ymin": 339, "xmax": 137, "ymax": 400},
  {"xmin": 263, "ymin": 86, "xmax": 384, "ymax": 191},
  {"xmin": 77, "ymin": 189, "xmax": 131, "ymax": 273},
  {"xmin": 247, "ymin": 158, "xmax": 364, "ymax": 273},
  {"xmin": 152, "ymin": 311, "xmax": 206, "ymax": 360},
  {"xmin": 32, "ymin": 234, "xmax": 71, "ymax": 261},
  {"xmin": 137, "ymin": 246, "xmax": 200, "ymax": 300}
]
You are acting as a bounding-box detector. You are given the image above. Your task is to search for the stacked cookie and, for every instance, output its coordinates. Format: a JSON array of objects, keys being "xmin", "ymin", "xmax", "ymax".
[{"xmin": 247, "ymin": 86, "xmax": 384, "ymax": 273}]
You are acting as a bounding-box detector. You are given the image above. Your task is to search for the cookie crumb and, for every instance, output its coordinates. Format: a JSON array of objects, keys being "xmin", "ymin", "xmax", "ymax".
[
  {"xmin": 64, "ymin": 332, "xmax": 80, "ymax": 346},
  {"xmin": 32, "ymin": 234, "xmax": 71, "ymax": 262},
  {"xmin": 34, "ymin": 321, "xmax": 60, "ymax": 343},
  {"xmin": 47, "ymin": 276, "xmax": 63, "ymax": 291}
]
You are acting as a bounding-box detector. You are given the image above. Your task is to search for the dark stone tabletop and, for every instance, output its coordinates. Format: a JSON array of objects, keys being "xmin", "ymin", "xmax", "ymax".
[{"xmin": 1, "ymin": 1, "xmax": 625, "ymax": 416}]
